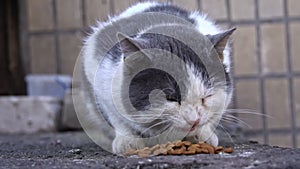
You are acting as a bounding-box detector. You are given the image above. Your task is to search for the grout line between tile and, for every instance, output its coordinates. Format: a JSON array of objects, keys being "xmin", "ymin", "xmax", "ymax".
[
  {"xmin": 81, "ymin": 0, "xmax": 87, "ymax": 27},
  {"xmin": 197, "ymin": 0, "xmax": 201, "ymax": 10},
  {"xmin": 110, "ymin": 0, "xmax": 115, "ymax": 15},
  {"xmin": 254, "ymin": 0, "xmax": 268, "ymax": 144},
  {"xmin": 283, "ymin": 0, "xmax": 297, "ymax": 148},
  {"xmin": 235, "ymin": 72, "xmax": 300, "ymax": 80},
  {"xmin": 52, "ymin": 0, "xmax": 60, "ymax": 74},
  {"xmin": 216, "ymin": 17, "xmax": 300, "ymax": 25},
  {"xmin": 224, "ymin": 0, "xmax": 238, "ymax": 120}
]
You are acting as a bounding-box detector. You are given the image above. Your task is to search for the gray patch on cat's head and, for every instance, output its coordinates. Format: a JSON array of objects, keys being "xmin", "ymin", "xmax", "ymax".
[{"xmin": 128, "ymin": 68, "xmax": 181, "ymax": 111}]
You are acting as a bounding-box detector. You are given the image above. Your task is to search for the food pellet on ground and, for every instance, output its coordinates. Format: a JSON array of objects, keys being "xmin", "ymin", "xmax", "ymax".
[
  {"xmin": 224, "ymin": 147, "xmax": 234, "ymax": 153},
  {"xmin": 124, "ymin": 140, "xmax": 234, "ymax": 157}
]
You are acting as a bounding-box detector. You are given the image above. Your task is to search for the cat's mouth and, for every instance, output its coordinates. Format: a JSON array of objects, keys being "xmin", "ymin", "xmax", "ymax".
[
  {"xmin": 175, "ymin": 119, "xmax": 203, "ymax": 132},
  {"xmin": 190, "ymin": 123, "xmax": 198, "ymax": 131},
  {"xmin": 175, "ymin": 124, "xmax": 199, "ymax": 132},
  {"xmin": 190, "ymin": 119, "xmax": 201, "ymax": 131}
]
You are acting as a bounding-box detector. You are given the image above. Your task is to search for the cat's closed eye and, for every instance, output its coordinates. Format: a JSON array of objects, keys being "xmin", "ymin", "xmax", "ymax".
[
  {"xmin": 201, "ymin": 94, "xmax": 213, "ymax": 105},
  {"xmin": 166, "ymin": 96, "xmax": 181, "ymax": 105}
]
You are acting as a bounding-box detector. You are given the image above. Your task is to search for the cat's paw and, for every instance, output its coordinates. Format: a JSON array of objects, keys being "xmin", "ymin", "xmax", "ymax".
[
  {"xmin": 112, "ymin": 134, "xmax": 145, "ymax": 154},
  {"xmin": 204, "ymin": 132, "xmax": 218, "ymax": 146},
  {"xmin": 196, "ymin": 126, "xmax": 219, "ymax": 146}
]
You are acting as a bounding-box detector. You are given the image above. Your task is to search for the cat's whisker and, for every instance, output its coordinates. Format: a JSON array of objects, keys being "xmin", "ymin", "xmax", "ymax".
[
  {"xmin": 210, "ymin": 113, "xmax": 252, "ymax": 128},
  {"xmin": 220, "ymin": 117, "xmax": 252, "ymax": 128},
  {"xmin": 155, "ymin": 123, "xmax": 172, "ymax": 136},
  {"xmin": 126, "ymin": 112, "xmax": 169, "ymax": 117},
  {"xmin": 225, "ymin": 109, "xmax": 273, "ymax": 119},
  {"xmin": 168, "ymin": 116, "xmax": 182, "ymax": 124},
  {"xmin": 140, "ymin": 119, "xmax": 171, "ymax": 135},
  {"xmin": 163, "ymin": 125, "xmax": 175, "ymax": 141},
  {"xmin": 222, "ymin": 114, "xmax": 252, "ymax": 128},
  {"xmin": 126, "ymin": 115, "xmax": 165, "ymax": 119},
  {"xmin": 217, "ymin": 123, "xmax": 235, "ymax": 144},
  {"xmin": 125, "ymin": 114, "xmax": 167, "ymax": 120}
]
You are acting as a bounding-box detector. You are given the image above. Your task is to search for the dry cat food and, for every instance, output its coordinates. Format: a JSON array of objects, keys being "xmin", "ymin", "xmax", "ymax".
[{"xmin": 124, "ymin": 140, "xmax": 234, "ymax": 157}]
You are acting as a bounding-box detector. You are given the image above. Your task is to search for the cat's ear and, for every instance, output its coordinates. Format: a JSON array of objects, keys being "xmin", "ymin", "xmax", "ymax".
[
  {"xmin": 117, "ymin": 32, "xmax": 142, "ymax": 59},
  {"xmin": 206, "ymin": 28, "xmax": 236, "ymax": 62},
  {"xmin": 117, "ymin": 32, "xmax": 151, "ymax": 71}
]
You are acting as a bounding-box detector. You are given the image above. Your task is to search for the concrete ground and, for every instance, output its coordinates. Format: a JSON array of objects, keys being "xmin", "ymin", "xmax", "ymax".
[{"xmin": 0, "ymin": 131, "xmax": 300, "ymax": 169}]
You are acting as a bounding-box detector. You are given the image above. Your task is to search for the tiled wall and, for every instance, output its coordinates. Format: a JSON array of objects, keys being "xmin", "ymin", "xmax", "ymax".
[{"xmin": 20, "ymin": 0, "xmax": 300, "ymax": 148}]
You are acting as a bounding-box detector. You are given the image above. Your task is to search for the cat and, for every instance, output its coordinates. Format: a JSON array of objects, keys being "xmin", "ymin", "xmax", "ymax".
[{"xmin": 81, "ymin": 1, "xmax": 235, "ymax": 154}]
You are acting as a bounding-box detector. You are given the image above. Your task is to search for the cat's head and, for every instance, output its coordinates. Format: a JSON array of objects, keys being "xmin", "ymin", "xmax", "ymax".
[{"xmin": 117, "ymin": 28, "xmax": 235, "ymax": 138}]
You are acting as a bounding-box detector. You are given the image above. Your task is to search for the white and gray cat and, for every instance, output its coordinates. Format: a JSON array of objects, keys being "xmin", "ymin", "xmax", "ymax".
[{"xmin": 81, "ymin": 2, "xmax": 235, "ymax": 154}]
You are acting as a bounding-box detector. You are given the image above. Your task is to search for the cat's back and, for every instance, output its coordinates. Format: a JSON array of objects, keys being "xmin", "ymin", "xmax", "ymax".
[
  {"xmin": 124, "ymin": 2, "xmax": 195, "ymax": 24},
  {"xmin": 96, "ymin": 2, "xmax": 220, "ymax": 35}
]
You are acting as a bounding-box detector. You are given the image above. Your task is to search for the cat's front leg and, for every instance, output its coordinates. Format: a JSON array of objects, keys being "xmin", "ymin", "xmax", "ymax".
[
  {"xmin": 202, "ymin": 132, "xmax": 218, "ymax": 146},
  {"xmin": 112, "ymin": 133, "xmax": 145, "ymax": 154},
  {"xmin": 196, "ymin": 125, "xmax": 219, "ymax": 146}
]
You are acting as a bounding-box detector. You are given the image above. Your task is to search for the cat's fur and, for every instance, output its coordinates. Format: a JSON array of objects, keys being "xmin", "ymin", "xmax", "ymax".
[{"xmin": 81, "ymin": 2, "xmax": 235, "ymax": 154}]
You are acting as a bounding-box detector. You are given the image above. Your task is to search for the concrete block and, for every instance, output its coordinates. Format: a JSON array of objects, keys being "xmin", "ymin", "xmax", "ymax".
[
  {"xmin": 0, "ymin": 96, "xmax": 62, "ymax": 134},
  {"xmin": 60, "ymin": 89, "xmax": 82, "ymax": 129},
  {"xmin": 25, "ymin": 74, "xmax": 71, "ymax": 99}
]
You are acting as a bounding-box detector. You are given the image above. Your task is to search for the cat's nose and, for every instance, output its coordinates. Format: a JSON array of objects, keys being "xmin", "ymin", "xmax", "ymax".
[{"xmin": 186, "ymin": 118, "xmax": 200, "ymax": 126}]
